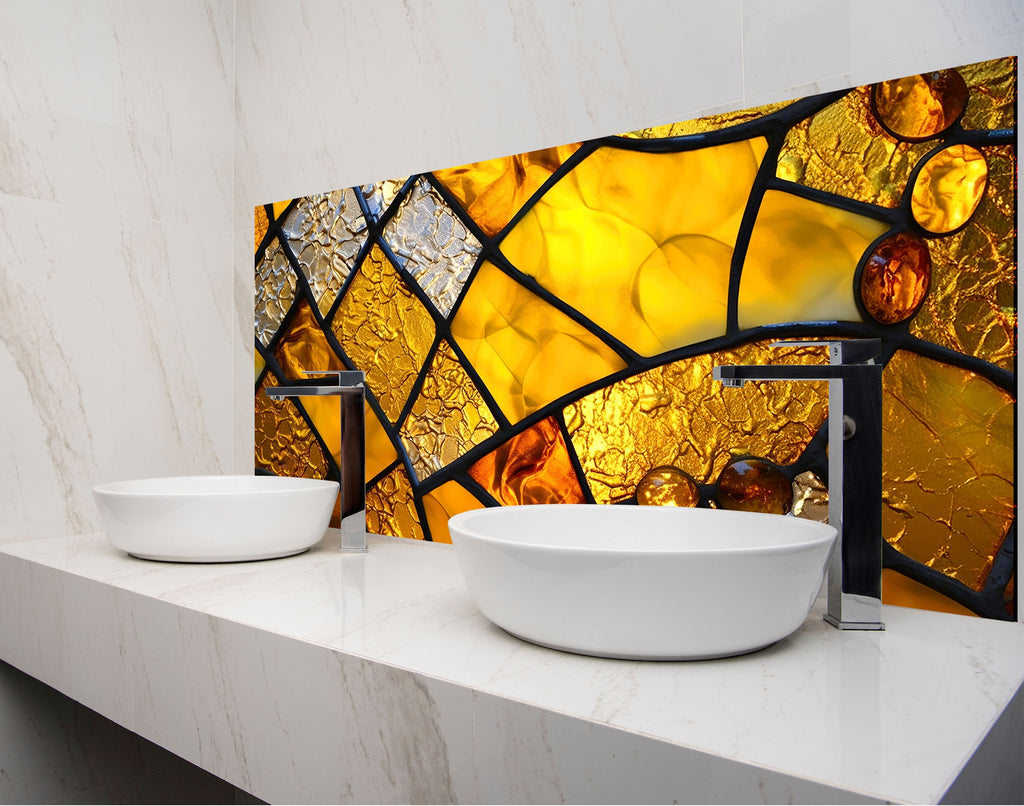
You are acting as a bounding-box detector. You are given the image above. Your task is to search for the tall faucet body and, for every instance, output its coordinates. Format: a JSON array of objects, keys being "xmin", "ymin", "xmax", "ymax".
[
  {"xmin": 713, "ymin": 340, "xmax": 884, "ymax": 630},
  {"xmin": 264, "ymin": 371, "xmax": 367, "ymax": 553}
]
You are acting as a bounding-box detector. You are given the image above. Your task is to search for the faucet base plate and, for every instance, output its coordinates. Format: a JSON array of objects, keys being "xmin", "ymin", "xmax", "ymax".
[{"xmin": 824, "ymin": 614, "xmax": 886, "ymax": 630}]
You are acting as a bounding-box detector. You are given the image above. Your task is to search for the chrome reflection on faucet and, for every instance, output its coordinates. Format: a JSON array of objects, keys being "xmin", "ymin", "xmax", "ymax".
[
  {"xmin": 713, "ymin": 339, "xmax": 884, "ymax": 631},
  {"xmin": 265, "ymin": 371, "xmax": 367, "ymax": 553}
]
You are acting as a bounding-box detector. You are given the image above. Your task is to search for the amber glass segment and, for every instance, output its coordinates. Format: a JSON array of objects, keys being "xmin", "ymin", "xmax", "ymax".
[
  {"xmin": 880, "ymin": 569, "xmax": 978, "ymax": 617},
  {"xmin": 255, "ymin": 238, "xmax": 297, "ymax": 347},
  {"xmin": 872, "ymin": 70, "xmax": 968, "ymax": 141},
  {"xmin": 422, "ymin": 481, "xmax": 485, "ymax": 544},
  {"xmin": 910, "ymin": 145, "xmax": 988, "ymax": 234},
  {"xmin": 882, "ymin": 351, "xmax": 1014, "ymax": 592},
  {"xmin": 255, "ymin": 376, "xmax": 330, "ymax": 480},
  {"xmin": 778, "ymin": 87, "xmax": 934, "ymax": 209},
  {"xmin": 792, "ymin": 471, "xmax": 828, "ymax": 522},
  {"xmin": 281, "ymin": 190, "xmax": 367, "ymax": 317},
  {"xmin": 739, "ymin": 190, "xmax": 888, "ymax": 328},
  {"xmin": 956, "ymin": 57, "xmax": 1017, "ymax": 132},
  {"xmin": 451, "ymin": 261, "xmax": 626, "ymax": 423},
  {"xmin": 366, "ymin": 465, "xmax": 424, "ymax": 541},
  {"xmin": 622, "ymin": 101, "xmax": 795, "ymax": 138},
  {"xmin": 502, "ymin": 140, "xmax": 767, "ymax": 356},
  {"xmin": 565, "ymin": 341, "xmax": 828, "ymax": 503},
  {"xmin": 717, "ymin": 458, "xmax": 793, "ymax": 515},
  {"xmin": 433, "ymin": 144, "xmax": 581, "ymax": 237},
  {"xmin": 255, "ymin": 206, "xmax": 269, "ymax": 253},
  {"xmin": 331, "ymin": 244, "xmax": 436, "ymax": 424},
  {"xmin": 469, "ymin": 416, "xmax": 585, "ymax": 506},
  {"xmin": 636, "ymin": 466, "xmax": 700, "ymax": 507},
  {"xmin": 910, "ymin": 146, "xmax": 1016, "ymax": 370},
  {"xmin": 365, "ymin": 403, "xmax": 398, "ymax": 482},
  {"xmin": 860, "ymin": 231, "xmax": 932, "ymax": 324},
  {"xmin": 271, "ymin": 200, "xmax": 291, "ymax": 221},
  {"xmin": 382, "ymin": 177, "xmax": 482, "ymax": 317},
  {"xmin": 254, "ymin": 351, "xmax": 266, "ymax": 383},
  {"xmin": 400, "ymin": 340, "xmax": 499, "ymax": 481}
]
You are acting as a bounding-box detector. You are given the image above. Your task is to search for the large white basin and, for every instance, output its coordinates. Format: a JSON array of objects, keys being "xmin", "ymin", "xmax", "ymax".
[
  {"xmin": 448, "ymin": 504, "xmax": 837, "ymax": 661},
  {"xmin": 93, "ymin": 475, "xmax": 339, "ymax": 562}
]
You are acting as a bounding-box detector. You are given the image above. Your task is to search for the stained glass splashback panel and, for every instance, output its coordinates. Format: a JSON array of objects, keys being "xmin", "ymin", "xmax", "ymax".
[{"xmin": 255, "ymin": 57, "xmax": 1017, "ymax": 620}]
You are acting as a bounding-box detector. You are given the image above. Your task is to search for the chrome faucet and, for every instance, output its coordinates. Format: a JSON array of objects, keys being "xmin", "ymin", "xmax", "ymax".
[
  {"xmin": 265, "ymin": 370, "xmax": 367, "ymax": 553},
  {"xmin": 713, "ymin": 339, "xmax": 884, "ymax": 630}
]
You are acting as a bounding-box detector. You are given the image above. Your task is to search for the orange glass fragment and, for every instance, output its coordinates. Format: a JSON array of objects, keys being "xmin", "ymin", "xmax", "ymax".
[
  {"xmin": 716, "ymin": 458, "xmax": 792, "ymax": 515},
  {"xmin": 911, "ymin": 145, "xmax": 988, "ymax": 234},
  {"xmin": 636, "ymin": 466, "xmax": 700, "ymax": 507},
  {"xmin": 880, "ymin": 569, "xmax": 977, "ymax": 617},
  {"xmin": 366, "ymin": 465, "xmax": 424, "ymax": 540},
  {"xmin": 872, "ymin": 70, "xmax": 968, "ymax": 141},
  {"xmin": 468, "ymin": 417, "xmax": 585, "ymax": 506},
  {"xmin": 422, "ymin": 481, "xmax": 486, "ymax": 544},
  {"xmin": 255, "ymin": 206, "xmax": 269, "ymax": 253},
  {"xmin": 860, "ymin": 231, "xmax": 932, "ymax": 324}
]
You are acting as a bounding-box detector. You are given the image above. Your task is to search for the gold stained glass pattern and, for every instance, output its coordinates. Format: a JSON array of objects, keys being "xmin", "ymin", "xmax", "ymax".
[
  {"xmin": 910, "ymin": 144, "xmax": 988, "ymax": 234},
  {"xmin": 281, "ymin": 190, "xmax": 367, "ymax": 317},
  {"xmin": 957, "ymin": 57, "xmax": 1017, "ymax": 132},
  {"xmin": 636, "ymin": 466, "xmax": 700, "ymax": 507},
  {"xmin": 361, "ymin": 178, "xmax": 408, "ymax": 222},
  {"xmin": 739, "ymin": 190, "xmax": 888, "ymax": 328},
  {"xmin": 255, "ymin": 351, "xmax": 265, "ymax": 383},
  {"xmin": 366, "ymin": 403, "xmax": 399, "ymax": 482},
  {"xmin": 910, "ymin": 146, "xmax": 1017, "ymax": 370},
  {"xmin": 882, "ymin": 351, "xmax": 1014, "ymax": 592},
  {"xmin": 468, "ymin": 417, "xmax": 584, "ymax": 506},
  {"xmin": 366, "ymin": 465, "xmax": 424, "ymax": 541},
  {"xmin": 255, "ymin": 206, "xmax": 269, "ymax": 253},
  {"xmin": 792, "ymin": 471, "xmax": 828, "ymax": 522},
  {"xmin": 255, "ymin": 238, "xmax": 297, "ymax": 347},
  {"xmin": 622, "ymin": 100, "xmax": 795, "ymax": 138},
  {"xmin": 871, "ymin": 69, "xmax": 968, "ymax": 141},
  {"xmin": 434, "ymin": 144, "xmax": 581, "ymax": 238},
  {"xmin": 400, "ymin": 340, "xmax": 499, "ymax": 482},
  {"xmin": 422, "ymin": 481, "xmax": 485, "ymax": 544},
  {"xmin": 859, "ymin": 232, "xmax": 932, "ymax": 324},
  {"xmin": 451, "ymin": 261, "xmax": 627, "ymax": 423},
  {"xmin": 565, "ymin": 341, "xmax": 828, "ymax": 504},
  {"xmin": 382, "ymin": 177, "xmax": 482, "ymax": 317},
  {"xmin": 331, "ymin": 244, "xmax": 436, "ymax": 424},
  {"xmin": 255, "ymin": 376, "xmax": 330, "ymax": 480},
  {"xmin": 502, "ymin": 140, "xmax": 767, "ymax": 356}
]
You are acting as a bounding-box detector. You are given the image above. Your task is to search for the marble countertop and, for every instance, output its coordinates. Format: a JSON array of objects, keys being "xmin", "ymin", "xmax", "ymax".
[{"xmin": 0, "ymin": 529, "xmax": 1021, "ymax": 804}]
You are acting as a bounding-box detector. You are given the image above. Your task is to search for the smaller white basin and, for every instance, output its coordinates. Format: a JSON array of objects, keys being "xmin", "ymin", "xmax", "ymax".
[
  {"xmin": 93, "ymin": 475, "xmax": 338, "ymax": 562},
  {"xmin": 449, "ymin": 504, "xmax": 837, "ymax": 661}
]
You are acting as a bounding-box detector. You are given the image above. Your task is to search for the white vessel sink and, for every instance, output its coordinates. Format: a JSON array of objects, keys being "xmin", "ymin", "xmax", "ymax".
[
  {"xmin": 93, "ymin": 475, "xmax": 339, "ymax": 562},
  {"xmin": 448, "ymin": 504, "xmax": 837, "ymax": 661}
]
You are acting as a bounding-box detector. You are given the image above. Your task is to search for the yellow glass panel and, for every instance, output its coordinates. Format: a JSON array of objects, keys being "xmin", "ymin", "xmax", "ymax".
[
  {"xmin": 565, "ymin": 341, "xmax": 828, "ymax": 503},
  {"xmin": 957, "ymin": 57, "xmax": 1017, "ymax": 132},
  {"xmin": 910, "ymin": 146, "xmax": 1016, "ymax": 370},
  {"xmin": 400, "ymin": 340, "xmax": 500, "ymax": 481},
  {"xmin": 271, "ymin": 200, "xmax": 292, "ymax": 221},
  {"xmin": 434, "ymin": 144, "xmax": 581, "ymax": 237},
  {"xmin": 366, "ymin": 466, "xmax": 424, "ymax": 540},
  {"xmin": 255, "ymin": 206, "xmax": 269, "ymax": 253},
  {"xmin": 738, "ymin": 190, "xmax": 888, "ymax": 328},
  {"xmin": 882, "ymin": 351, "xmax": 1014, "ymax": 592},
  {"xmin": 910, "ymin": 144, "xmax": 988, "ymax": 234},
  {"xmin": 622, "ymin": 101, "xmax": 795, "ymax": 138},
  {"xmin": 422, "ymin": 481, "xmax": 485, "ymax": 544},
  {"xmin": 366, "ymin": 402, "xmax": 397, "ymax": 482},
  {"xmin": 502, "ymin": 140, "xmax": 767, "ymax": 356},
  {"xmin": 254, "ymin": 351, "xmax": 266, "ymax": 383},
  {"xmin": 468, "ymin": 417, "xmax": 584, "ymax": 506},
  {"xmin": 254, "ymin": 376, "xmax": 330, "ymax": 480},
  {"xmin": 452, "ymin": 261, "xmax": 626, "ymax": 423},
  {"xmin": 331, "ymin": 244, "xmax": 436, "ymax": 424},
  {"xmin": 881, "ymin": 569, "xmax": 977, "ymax": 617}
]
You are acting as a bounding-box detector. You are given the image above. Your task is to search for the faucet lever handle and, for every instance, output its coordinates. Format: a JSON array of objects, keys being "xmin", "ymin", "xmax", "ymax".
[
  {"xmin": 769, "ymin": 339, "xmax": 880, "ymax": 365},
  {"xmin": 300, "ymin": 369, "xmax": 365, "ymax": 387}
]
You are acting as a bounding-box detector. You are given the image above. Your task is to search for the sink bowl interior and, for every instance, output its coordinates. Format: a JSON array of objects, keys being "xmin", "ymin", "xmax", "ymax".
[
  {"xmin": 93, "ymin": 475, "xmax": 339, "ymax": 562},
  {"xmin": 449, "ymin": 504, "xmax": 837, "ymax": 661}
]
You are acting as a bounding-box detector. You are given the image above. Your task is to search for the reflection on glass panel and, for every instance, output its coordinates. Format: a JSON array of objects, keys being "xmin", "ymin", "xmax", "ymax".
[
  {"xmin": 452, "ymin": 261, "xmax": 626, "ymax": 423},
  {"xmin": 433, "ymin": 144, "xmax": 581, "ymax": 237},
  {"xmin": 255, "ymin": 238, "xmax": 297, "ymax": 347},
  {"xmin": 281, "ymin": 190, "xmax": 367, "ymax": 316},
  {"xmin": 469, "ymin": 417, "xmax": 584, "ymax": 506},
  {"xmin": 882, "ymin": 350, "xmax": 1014, "ymax": 592},
  {"xmin": 255, "ymin": 206, "xmax": 269, "ymax": 253},
  {"xmin": 332, "ymin": 244, "xmax": 436, "ymax": 424},
  {"xmin": 400, "ymin": 340, "xmax": 499, "ymax": 482},
  {"xmin": 366, "ymin": 466, "xmax": 424, "ymax": 540},
  {"xmin": 910, "ymin": 144, "xmax": 988, "ymax": 234},
  {"xmin": 622, "ymin": 101, "xmax": 794, "ymax": 138},
  {"xmin": 361, "ymin": 178, "xmax": 408, "ymax": 222},
  {"xmin": 255, "ymin": 376, "xmax": 330, "ymax": 480},
  {"xmin": 957, "ymin": 57, "xmax": 1017, "ymax": 132},
  {"xmin": 502, "ymin": 141, "xmax": 767, "ymax": 356},
  {"xmin": 738, "ymin": 190, "xmax": 888, "ymax": 328},
  {"xmin": 566, "ymin": 341, "xmax": 828, "ymax": 504},
  {"xmin": 636, "ymin": 466, "xmax": 700, "ymax": 507},
  {"xmin": 422, "ymin": 481, "xmax": 485, "ymax": 544},
  {"xmin": 382, "ymin": 177, "xmax": 481, "ymax": 317}
]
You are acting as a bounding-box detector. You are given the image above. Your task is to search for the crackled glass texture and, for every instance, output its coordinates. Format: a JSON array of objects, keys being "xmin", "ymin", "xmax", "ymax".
[
  {"xmin": 255, "ymin": 376, "xmax": 330, "ymax": 480},
  {"xmin": 255, "ymin": 238, "xmax": 297, "ymax": 347},
  {"xmin": 365, "ymin": 466, "xmax": 424, "ymax": 541}
]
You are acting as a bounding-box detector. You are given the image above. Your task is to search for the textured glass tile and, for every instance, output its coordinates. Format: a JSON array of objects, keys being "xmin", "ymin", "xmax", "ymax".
[
  {"xmin": 361, "ymin": 178, "xmax": 407, "ymax": 222},
  {"xmin": 451, "ymin": 261, "xmax": 627, "ymax": 423},
  {"xmin": 255, "ymin": 376, "xmax": 330, "ymax": 480},
  {"xmin": 882, "ymin": 350, "xmax": 1014, "ymax": 592},
  {"xmin": 859, "ymin": 232, "xmax": 932, "ymax": 325},
  {"xmin": 468, "ymin": 416, "xmax": 584, "ymax": 506},
  {"xmin": 716, "ymin": 457, "xmax": 792, "ymax": 515},
  {"xmin": 738, "ymin": 190, "xmax": 888, "ymax": 328},
  {"xmin": 400, "ymin": 340, "xmax": 499, "ymax": 481},
  {"xmin": 910, "ymin": 146, "xmax": 1016, "ymax": 370},
  {"xmin": 501, "ymin": 140, "xmax": 767, "ymax": 357},
  {"xmin": 331, "ymin": 243, "xmax": 436, "ymax": 424},
  {"xmin": 636, "ymin": 466, "xmax": 700, "ymax": 507},
  {"xmin": 910, "ymin": 144, "xmax": 988, "ymax": 234},
  {"xmin": 382, "ymin": 177, "xmax": 481, "ymax": 317},
  {"xmin": 422, "ymin": 481, "xmax": 485, "ymax": 544},
  {"xmin": 433, "ymin": 144, "xmax": 581, "ymax": 237},
  {"xmin": 621, "ymin": 100, "xmax": 794, "ymax": 138},
  {"xmin": 872, "ymin": 69, "xmax": 967, "ymax": 141},
  {"xmin": 565, "ymin": 341, "xmax": 828, "ymax": 504},
  {"xmin": 366, "ymin": 465, "xmax": 424, "ymax": 540},
  {"xmin": 792, "ymin": 471, "xmax": 828, "ymax": 522},
  {"xmin": 957, "ymin": 57, "xmax": 1017, "ymax": 132},
  {"xmin": 255, "ymin": 238, "xmax": 297, "ymax": 347},
  {"xmin": 255, "ymin": 206, "xmax": 269, "ymax": 253},
  {"xmin": 281, "ymin": 189, "xmax": 367, "ymax": 316}
]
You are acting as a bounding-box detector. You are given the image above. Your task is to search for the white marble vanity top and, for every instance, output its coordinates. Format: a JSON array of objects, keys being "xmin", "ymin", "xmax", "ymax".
[{"xmin": 0, "ymin": 529, "xmax": 1021, "ymax": 804}]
